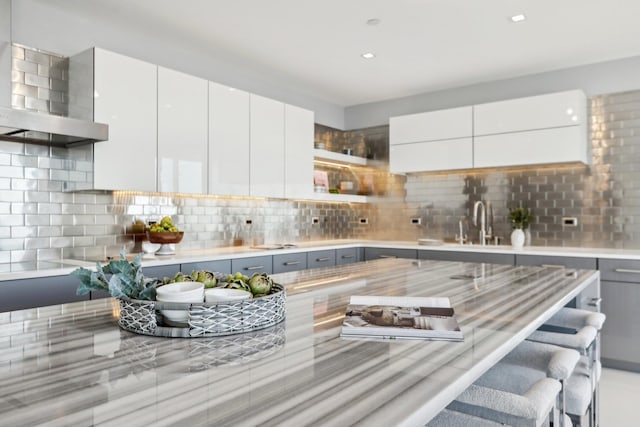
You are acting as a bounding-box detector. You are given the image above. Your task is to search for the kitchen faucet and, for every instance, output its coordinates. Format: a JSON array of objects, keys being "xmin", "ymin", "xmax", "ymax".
[{"xmin": 473, "ymin": 201, "xmax": 487, "ymax": 246}]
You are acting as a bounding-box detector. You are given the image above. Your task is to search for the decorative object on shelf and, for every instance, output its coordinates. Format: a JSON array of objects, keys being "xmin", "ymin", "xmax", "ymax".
[
  {"xmin": 509, "ymin": 207, "xmax": 531, "ymax": 250},
  {"xmin": 146, "ymin": 216, "xmax": 183, "ymax": 255}
]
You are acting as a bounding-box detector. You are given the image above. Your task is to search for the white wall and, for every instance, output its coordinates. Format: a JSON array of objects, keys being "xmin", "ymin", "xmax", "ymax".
[
  {"xmin": 11, "ymin": 0, "xmax": 345, "ymax": 129},
  {"xmin": 345, "ymin": 55, "xmax": 640, "ymax": 129}
]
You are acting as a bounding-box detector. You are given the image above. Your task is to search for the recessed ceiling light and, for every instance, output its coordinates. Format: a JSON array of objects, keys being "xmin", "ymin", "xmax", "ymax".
[
  {"xmin": 510, "ymin": 14, "xmax": 526, "ymax": 23},
  {"xmin": 366, "ymin": 18, "xmax": 381, "ymax": 26},
  {"xmin": 361, "ymin": 52, "xmax": 376, "ymax": 59}
]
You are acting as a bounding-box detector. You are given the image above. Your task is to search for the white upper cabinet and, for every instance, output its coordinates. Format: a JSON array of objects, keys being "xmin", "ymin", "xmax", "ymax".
[
  {"xmin": 284, "ymin": 104, "xmax": 314, "ymax": 199},
  {"xmin": 474, "ymin": 90, "xmax": 587, "ymax": 136},
  {"xmin": 390, "ymin": 138, "xmax": 473, "ymax": 173},
  {"xmin": 93, "ymin": 48, "xmax": 157, "ymax": 191},
  {"xmin": 208, "ymin": 82, "xmax": 251, "ymax": 196},
  {"xmin": 473, "ymin": 90, "xmax": 588, "ymax": 168},
  {"xmin": 390, "ymin": 106, "xmax": 472, "ymax": 145},
  {"xmin": 474, "ymin": 127, "xmax": 587, "ymax": 168},
  {"xmin": 250, "ymin": 94, "xmax": 285, "ymax": 198},
  {"xmin": 389, "ymin": 106, "xmax": 473, "ymax": 173},
  {"xmin": 157, "ymin": 67, "xmax": 208, "ymax": 194}
]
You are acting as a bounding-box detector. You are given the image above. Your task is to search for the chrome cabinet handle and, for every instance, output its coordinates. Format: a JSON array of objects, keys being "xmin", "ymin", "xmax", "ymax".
[
  {"xmin": 614, "ymin": 268, "xmax": 640, "ymax": 274},
  {"xmin": 284, "ymin": 261, "xmax": 301, "ymax": 266},
  {"xmin": 587, "ymin": 297, "xmax": 602, "ymax": 307},
  {"xmin": 244, "ymin": 265, "xmax": 264, "ymax": 271},
  {"xmin": 316, "ymin": 257, "xmax": 331, "ymax": 262},
  {"xmin": 379, "ymin": 255, "xmax": 397, "ymax": 259},
  {"xmin": 341, "ymin": 254, "xmax": 355, "ymax": 259}
]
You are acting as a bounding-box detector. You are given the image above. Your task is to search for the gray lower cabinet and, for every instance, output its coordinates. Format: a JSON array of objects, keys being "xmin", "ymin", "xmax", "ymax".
[
  {"xmin": 307, "ymin": 249, "xmax": 336, "ymax": 269},
  {"xmin": 144, "ymin": 264, "xmax": 182, "ymax": 280},
  {"xmin": 599, "ymin": 258, "xmax": 640, "ymax": 372},
  {"xmin": 181, "ymin": 260, "xmax": 231, "ymax": 275},
  {"xmin": 418, "ymin": 250, "xmax": 514, "ymax": 265},
  {"xmin": 364, "ymin": 247, "xmax": 417, "ymax": 261},
  {"xmin": 273, "ymin": 252, "xmax": 307, "ymax": 274},
  {"xmin": 336, "ymin": 247, "xmax": 359, "ymax": 265},
  {"xmin": 0, "ymin": 275, "xmax": 89, "ymax": 312},
  {"xmin": 515, "ymin": 254, "xmax": 597, "ymax": 270},
  {"xmin": 231, "ymin": 256, "xmax": 273, "ymax": 275}
]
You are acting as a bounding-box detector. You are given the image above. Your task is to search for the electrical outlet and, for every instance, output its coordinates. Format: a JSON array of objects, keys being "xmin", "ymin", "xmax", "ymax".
[
  {"xmin": 359, "ymin": 218, "xmax": 369, "ymax": 224},
  {"xmin": 411, "ymin": 218, "xmax": 422, "ymax": 225},
  {"xmin": 562, "ymin": 217, "xmax": 578, "ymax": 226},
  {"xmin": 312, "ymin": 217, "xmax": 319, "ymax": 224},
  {"xmin": 245, "ymin": 219, "xmax": 252, "ymax": 225}
]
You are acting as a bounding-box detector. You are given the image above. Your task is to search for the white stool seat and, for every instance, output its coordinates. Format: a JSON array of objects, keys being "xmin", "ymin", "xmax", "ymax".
[{"xmin": 426, "ymin": 409, "xmax": 505, "ymax": 426}]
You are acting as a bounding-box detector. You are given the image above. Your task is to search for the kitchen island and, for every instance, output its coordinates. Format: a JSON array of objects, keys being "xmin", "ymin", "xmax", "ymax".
[{"xmin": 0, "ymin": 258, "xmax": 599, "ymax": 426}]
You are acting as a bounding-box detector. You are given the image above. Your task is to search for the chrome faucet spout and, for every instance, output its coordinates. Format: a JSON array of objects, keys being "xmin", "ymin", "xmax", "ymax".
[{"xmin": 473, "ymin": 201, "xmax": 486, "ymax": 246}]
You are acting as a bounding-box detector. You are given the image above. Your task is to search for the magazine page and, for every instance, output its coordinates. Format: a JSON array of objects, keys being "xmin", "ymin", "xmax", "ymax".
[{"xmin": 341, "ymin": 296, "xmax": 463, "ymax": 341}]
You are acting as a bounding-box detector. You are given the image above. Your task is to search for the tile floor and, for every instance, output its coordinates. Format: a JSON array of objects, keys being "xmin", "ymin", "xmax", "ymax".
[{"xmin": 600, "ymin": 368, "xmax": 640, "ymax": 426}]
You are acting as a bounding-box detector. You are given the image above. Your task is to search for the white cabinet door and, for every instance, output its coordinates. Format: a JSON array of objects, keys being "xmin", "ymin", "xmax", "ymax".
[
  {"xmin": 250, "ymin": 94, "xmax": 285, "ymax": 198},
  {"xmin": 390, "ymin": 106, "xmax": 472, "ymax": 145},
  {"xmin": 208, "ymin": 82, "xmax": 250, "ymax": 196},
  {"xmin": 474, "ymin": 126, "xmax": 587, "ymax": 168},
  {"xmin": 474, "ymin": 90, "xmax": 587, "ymax": 136},
  {"xmin": 284, "ymin": 104, "xmax": 314, "ymax": 199},
  {"xmin": 390, "ymin": 138, "xmax": 473, "ymax": 173},
  {"xmin": 93, "ymin": 49, "xmax": 157, "ymax": 191},
  {"xmin": 157, "ymin": 67, "xmax": 208, "ymax": 194}
]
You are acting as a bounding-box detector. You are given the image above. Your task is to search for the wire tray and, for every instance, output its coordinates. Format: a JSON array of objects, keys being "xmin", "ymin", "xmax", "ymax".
[{"xmin": 117, "ymin": 283, "xmax": 286, "ymax": 338}]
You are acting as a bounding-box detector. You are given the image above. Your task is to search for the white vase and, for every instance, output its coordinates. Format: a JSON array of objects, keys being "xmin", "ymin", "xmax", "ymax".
[{"xmin": 510, "ymin": 228, "xmax": 525, "ymax": 250}]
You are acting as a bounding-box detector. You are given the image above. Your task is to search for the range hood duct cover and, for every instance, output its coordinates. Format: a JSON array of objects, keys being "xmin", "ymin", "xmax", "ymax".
[{"xmin": 0, "ymin": 0, "xmax": 108, "ymax": 147}]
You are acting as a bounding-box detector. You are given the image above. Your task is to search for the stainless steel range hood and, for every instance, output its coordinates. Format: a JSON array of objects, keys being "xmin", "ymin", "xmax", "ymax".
[
  {"xmin": 0, "ymin": 0, "xmax": 108, "ymax": 147},
  {"xmin": 0, "ymin": 106, "xmax": 108, "ymax": 147}
]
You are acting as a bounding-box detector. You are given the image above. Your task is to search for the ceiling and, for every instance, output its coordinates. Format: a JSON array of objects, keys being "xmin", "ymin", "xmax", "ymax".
[{"xmin": 36, "ymin": 0, "xmax": 640, "ymax": 107}]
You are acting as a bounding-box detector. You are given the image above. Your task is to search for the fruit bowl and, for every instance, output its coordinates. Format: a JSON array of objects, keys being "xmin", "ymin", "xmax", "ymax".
[
  {"xmin": 146, "ymin": 231, "xmax": 184, "ymax": 255},
  {"xmin": 146, "ymin": 231, "xmax": 184, "ymax": 244}
]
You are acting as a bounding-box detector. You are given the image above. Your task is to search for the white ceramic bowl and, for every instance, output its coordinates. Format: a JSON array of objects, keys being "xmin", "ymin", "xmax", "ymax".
[
  {"xmin": 156, "ymin": 282, "xmax": 204, "ymax": 326},
  {"xmin": 205, "ymin": 288, "xmax": 252, "ymax": 303},
  {"xmin": 156, "ymin": 281, "xmax": 204, "ymax": 302}
]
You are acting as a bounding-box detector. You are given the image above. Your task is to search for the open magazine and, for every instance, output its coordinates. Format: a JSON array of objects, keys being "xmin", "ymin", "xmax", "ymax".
[{"xmin": 341, "ymin": 295, "xmax": 463, "ymax": 341}]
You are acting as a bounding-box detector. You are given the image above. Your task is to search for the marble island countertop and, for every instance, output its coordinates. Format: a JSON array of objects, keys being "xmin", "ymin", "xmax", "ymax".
[
  {"xmin": 1, "ymin": 238, "xmax": 638, "ymax": 281},
  {"xmin": 0, "ymin": 258, "xmax": 599, "ymax": 426}
]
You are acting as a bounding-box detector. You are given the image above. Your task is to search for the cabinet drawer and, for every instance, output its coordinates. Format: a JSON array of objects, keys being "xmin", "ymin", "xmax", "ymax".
[
  {"xmin": 307, "ymin": 250, "xmax": 336, "ymax": 269},
  {"xmin": 231, "ymin": 256, "xmax": 273, "ymax": 275},
  {"xmin": 515, "ymin": 254, "xmax": 597, "ymax": 270},
  {"xmin": 418, "ymin": 250, "xmax": 514, "ymax": 265},
  {"xmin": 599, "ymin": 258, "xmax": 640, "ymax": 283},
  {"xmin": 144, "ymin": 264, "xmax": 181, "ymax": 280},
  {"xmin": 181, "ymin": 260, "xmax": 231, "ymax": 275},
  {"xmin": 273, "ymin": 252, "xmax": 307, "ymax": 274},
  {"xmin": 364, "ymin": 247, "xmax": 417, "ymax": 261},
  {"xmin": 336, "ymin": 247, "xmax": 359, "ymax": 265}
]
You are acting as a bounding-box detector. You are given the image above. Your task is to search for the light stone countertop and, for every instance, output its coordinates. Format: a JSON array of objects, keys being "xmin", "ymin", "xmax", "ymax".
[
  {"xmin": 1, "ymin": 238, "xmax": 639, "ymax": 281},
  {"xmin": 0, "ymin": 258, "xmax": 599, "ymax": 426}
]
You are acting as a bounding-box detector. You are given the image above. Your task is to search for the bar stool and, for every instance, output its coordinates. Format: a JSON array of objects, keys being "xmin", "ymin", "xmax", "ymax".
[
  {"xmin": 527, "ymin": 307, "xmax": 606, "ymax": 427},
  {"xmin": 447, "ymin": 340, "xmax": 580, "ymax": 427},
  {"xmin": 426, "ymin": 409, "xmax": 505, "ymax": 426}
]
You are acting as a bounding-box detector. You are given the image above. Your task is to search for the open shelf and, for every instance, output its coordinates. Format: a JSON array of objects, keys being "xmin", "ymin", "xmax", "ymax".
[
  {"xmin": 308, "ymin": 192, "xmax": 370, "ymax": 203},
  {"xmin": 313, "ymin": 148, "xmax": 384, "ymax": 167}
]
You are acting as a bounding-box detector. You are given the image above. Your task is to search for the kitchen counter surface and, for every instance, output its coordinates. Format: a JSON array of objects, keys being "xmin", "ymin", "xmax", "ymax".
[
  {"xmin": 1, "ymin": 238, "xmax": 638, "ymax": 281},
  {"xmin": 0, "ymin": 258, "xmax": 599, "ymax": 426}
]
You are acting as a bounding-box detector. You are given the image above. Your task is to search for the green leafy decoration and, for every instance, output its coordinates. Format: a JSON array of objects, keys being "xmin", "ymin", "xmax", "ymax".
[{"xmin": 71, "ymin": 251, "xmax": 158, "ymax": 301}]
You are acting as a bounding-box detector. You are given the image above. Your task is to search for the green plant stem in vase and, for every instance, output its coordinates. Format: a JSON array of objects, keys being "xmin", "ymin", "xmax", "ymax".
[{"xmin": 509, "ymin": 207, "xmax": 531, "ymax": 230}]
